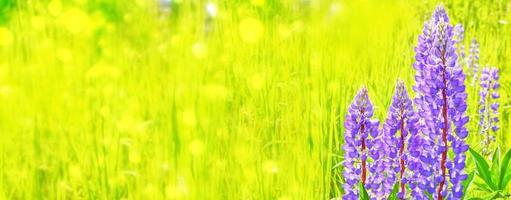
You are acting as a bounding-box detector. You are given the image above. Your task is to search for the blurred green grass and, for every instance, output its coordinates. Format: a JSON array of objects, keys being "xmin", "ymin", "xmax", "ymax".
[{"xmin": 0, "ymin": 0, "xmax": 510, "ymax": 199}]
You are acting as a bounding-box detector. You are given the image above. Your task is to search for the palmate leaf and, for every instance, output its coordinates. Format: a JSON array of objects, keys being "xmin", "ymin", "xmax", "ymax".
[
  {"xmin": 466, "ymin": 191, "xmax": 498, "ymax": 200},
  {"xmin": 473, "ymin": 181, "xmax": 493, "ymax": 193},
  {"xmin": 503, "ymin": 173, "xmax": 511, "ymax": 191},
  {"xmin": 491, "ymin": 147, "xmax": 500, "ymax": 173},
  {"xmin": 360, "ymin": 182, "xmax": 370, "ymax": 200},
  {"xmin": 469, "ymin": 148, "xmax": 497, "ymax": 190},
  {"xmin": 490, "ymin": 147, "xmax": 500, "ymax": 186},
  {"xmin": 498, "ymin": 148, "xmax": 511, "ymax": 189},
  {"xmin": 467, "ymin": 191, "xmax": 504, "ymax": 200}
]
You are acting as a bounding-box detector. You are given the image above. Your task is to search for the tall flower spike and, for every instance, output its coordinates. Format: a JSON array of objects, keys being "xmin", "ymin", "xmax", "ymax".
[
  {"xmin": 365, "ymin": 119, "xmax": 384, "ymax": 199},
  {"xmin": 412, "ymin": 5, "xmax": 469, "ymax": 200},
  {"xmin": 342, "ymin": 87, "xmax": 379, "ymax": 200},
  {"xmin": 478, "ymin": 66, "xmax": 500, "ymax": 158},
  {"xmin": 453, "ymin": 24, "xmax": 465, "ymax": 68},
  {"xmin": 490, "ymin": 68, "xmax": 500, "ymax": 132},
  {"xmin": 382, "ymin": 80, "xmax": 418, "ymax": 199},
  {"xmin": 412, "ymin": 5, "xmax": 445, "ymax": 199},
  {"xmin": 467, "ymin": 38, "xmax": 480, "ymax": 85},
  {"xmin": 453, "ymin": 24, "xmax": 464, "ymax": 44}
]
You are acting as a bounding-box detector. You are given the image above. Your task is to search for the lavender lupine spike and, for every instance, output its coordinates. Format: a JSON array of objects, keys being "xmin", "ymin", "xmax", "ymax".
[
  {"xmin": 453, "ymin": 24, "xmax": 464, "ymax": 44},
  {"xmin": 382, "ymin": 80, "xmax": 418, "ymax": 199},
  {"xmin": 430, "ymin": 6, "xmax": 469, "ymax": 200},
  {"xmin": 490, "ymin": 68, "xmax": 500, "ymax": 132},
  {"xmin": 412, "ymin": 5, "xmax": 469, "ymax": 200},
  {"xmin": 478, "ymin": 66, "xmax": 500, "ymax": 158},
  {"xmin": 453, "ymin": 24, "xmax": 465, "ymax": 68},
  {"xmin": 412, "ymin": 5, "xmax": 446, "ymax": 199},
  {"xmin": 366, "ymin": 120, "xmax": 385, "ymax": 199},
  {"xmin": 342, "ymin": 87, "xmax": 379, "ymax": 200},
  {"xmin": 467, "ymin": 38, "xmax": 480, "ymax": 85}
]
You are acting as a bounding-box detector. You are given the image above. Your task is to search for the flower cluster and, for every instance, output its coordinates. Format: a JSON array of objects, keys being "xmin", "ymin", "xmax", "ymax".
[
  {"xmin": 453, "ymin": 24, "xmax": 465, "ymax": 63},
  {"xmin": 366, "ymin": 118, "xmax": 387, "ymax": 199},
  {"xmin": 478, "ymin": 66, "xmax": 500, "ymax": 158},
  {"xmin": 341, "ymin": 5, "xmax": 471, "ymax": 200},
  {"xmin": 342, "ymin": 87, "xmax": 380, "ymax": 200},
  {"xmin": 412, "ymin": 5, "xmax": 469, "ymax": 199},
  {"xmin": 467, "ymin": 38, "xmax": 480, "ymax": 85},
  {"xmin": 382, "ymin": 80, "xmax": 418, "ymax": 199}
]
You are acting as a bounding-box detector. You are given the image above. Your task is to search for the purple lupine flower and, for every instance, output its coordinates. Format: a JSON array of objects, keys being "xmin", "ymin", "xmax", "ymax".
[
  {"xmin": 453, "ymin": 24, "xmax": 466, "ymax": 69},
  {"xmin": 453, "ymin": 24, "xmax": 464, "ymax": 44},
  {"xmin": 342, "ymin": 87, "xmax": 379, "ymax": 200},
  {"xmin": 490, "ymin": 69, "xmax": 500, "ymax": 132},
  {"xmin": 412, "ymin": 5, "xmax": 444, "ymax": 199},
  {"xmin": 382, "ymin": 80, "xmax": 418, "ymax": 199},
  {"xmin": 467, "ymin": 38, "xmax": 480, "ymax": 85},
  {"xmin": 412, "ymin": 5, "xmax": 469, "ymax": 200},
  {"xmin": 366, "ymin": 121, "xmax": 386, "ymax": 200},
  {"xmin": 478, "ymin": 66, "xmax": 500, "ymax": 158}
]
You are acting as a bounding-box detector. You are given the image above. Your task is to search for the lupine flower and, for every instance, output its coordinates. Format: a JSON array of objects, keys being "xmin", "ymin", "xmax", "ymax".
[
  {"xmin": 412, "ymin": 5, "xmax": 469, "ymax": 200},
  {"xmin": 453, "ymin": 24, "xmax": 464, "ymax": 43},
  {"xmin": 467, "ymin": 38, "xmax": 480, "ymax": 85},
  {"xmin": 382, "ymin": 80, "xmax": 418, "ymax": 199},
  {"xmin": 366, "ymin": 120, "xmax": 385, "ymax": 199},
  {"xmin": 342, "ymin": 87, "xmax": 379, "ymax": 200},
  {"xmin": 453, "ymin": 24, "xmax": 465, "ymax": 68},
  {"xmin": 412, "ymin": 6, "xmax": 443, "ymax": 199},
  {"xmin": 478, "ymin": 66, "xmax": 500, "ymax": 158}
]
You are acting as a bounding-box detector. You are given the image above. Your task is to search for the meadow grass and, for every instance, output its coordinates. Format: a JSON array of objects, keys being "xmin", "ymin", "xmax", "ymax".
[{"xmin": 0, "ymin": 0, "xmax": 510, "ymax": 199}]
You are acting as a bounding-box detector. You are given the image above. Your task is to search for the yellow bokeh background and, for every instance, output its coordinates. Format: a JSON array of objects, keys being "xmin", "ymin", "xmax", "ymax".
[{"xmin": 0, "ymin": 0, "xmax": 510, "ymax": 199}]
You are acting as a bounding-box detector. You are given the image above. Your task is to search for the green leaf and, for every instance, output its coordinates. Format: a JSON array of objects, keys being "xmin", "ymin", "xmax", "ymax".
[
  {"xmin": 360, "ymin": 182, "xmax": 370, "ymax": 200},
  {"xmin": 467, "ymin": 191, "xmax": 501, "ymax": 200},
  {"xmin": 502, "ymin": 173, "xmax": 511, "ymax": 191},
  {"xmin": 498, "ymin": 149, "xmax": 511, "ymax": 189},
  {"xmin": 491, "ymin": 147, "xmax": 501, "ymax": 186},
  {"xmin": 462, "ymin": 171, "xmax": 475, "ymax": 200},
  {"xmin": 485, "ymin": 191, "xmax": 502, "ymax": 199},
  {"xmin": 469, "ymin": 148, "xmax": 497, "ymax": 190},
  {"xmin": 424, "ymin": 191, "xmax": 433, "ymax": 200},
  {"xmin": 387, "ymin": 182, "xmax": 399, "ymax": 200},
  {"xmin": 473, "ymin": 181, "xmax": 493, "ymax": 193},
  {"xmin": 491, "ymin": 147, "xmax": 500, "ymax": 173}
]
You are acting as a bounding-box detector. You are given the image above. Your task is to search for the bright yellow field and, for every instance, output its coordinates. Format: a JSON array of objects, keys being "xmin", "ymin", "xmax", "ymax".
[{"xmin": 0, "ymin": 0, "xmax": 510, "ymax": 199}]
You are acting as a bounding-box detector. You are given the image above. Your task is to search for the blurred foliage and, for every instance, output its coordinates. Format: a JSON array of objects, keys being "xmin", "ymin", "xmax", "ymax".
[{"xmin": 0, "ymin": 0, "xmax": 509, "ymax": 199}]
